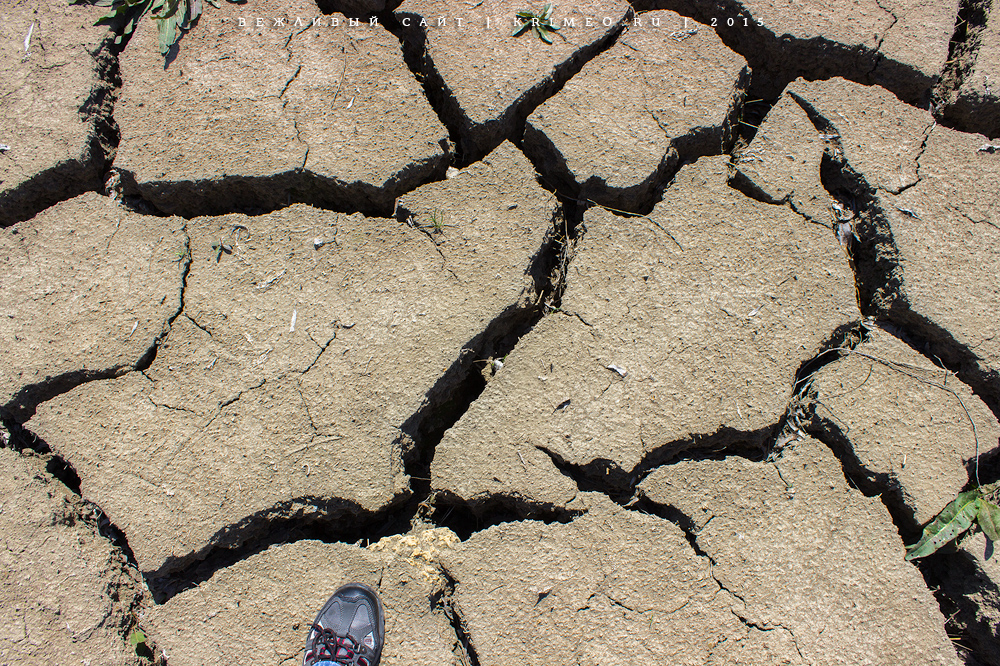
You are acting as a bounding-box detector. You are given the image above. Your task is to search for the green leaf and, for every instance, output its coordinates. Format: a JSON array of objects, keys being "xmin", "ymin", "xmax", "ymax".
[
  {"xmin": 905, "ymin": 490, "xmax": 982, "ymax": 560},
  {"xmin": 185, "ymin": 0, "xmax": 199, "ymax": 26},
  {"xmin": 978, "ymin": 499, "xmax": 1000, "ymax": 541},
  {"xmin": 180, "ymin": 0, "xmax": 203, "ymax": 30},
  {"xmin": 152, "ymin": 0, "xmax": 179, "ymax": 19},
  {"xmin": 156, "ymin": 11, "xmax": 181, "ymax": 53},
  {"xmin": 514, "ymin": 5, "xmax": 558, "ymax": 41},
  {"xmin": 205, "ymin": 0, "xmax": 219, "ymax": 7},
  {"xmin": 128, "ymin": 630, "xmax": 146, "ymax": 646}
]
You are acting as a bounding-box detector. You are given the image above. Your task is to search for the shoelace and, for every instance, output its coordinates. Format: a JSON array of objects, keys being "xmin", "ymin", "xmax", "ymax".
[{"xmin": 307, "ymin": 625, "xmax": 370, "ymax": 666}]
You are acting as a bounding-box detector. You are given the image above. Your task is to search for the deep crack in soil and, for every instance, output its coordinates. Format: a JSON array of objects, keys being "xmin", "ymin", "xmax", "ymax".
[
  {"xmin": 630, "ymin": 0, "xmax": 942, "ymax": 105},
  {"xmin": 0, "ymin": 419, "xmax": 140, "ymax": 570},
  {"xmin": 791, "ymin": 90, "xmax": 1000, "ymax": 421},
  {"xmin": 433, "ymin": 569, "xmax": 483, "ymax": 666},
  {"xmin": 934, "ymin": 0, "xmax": 995, "ymax": 134}
]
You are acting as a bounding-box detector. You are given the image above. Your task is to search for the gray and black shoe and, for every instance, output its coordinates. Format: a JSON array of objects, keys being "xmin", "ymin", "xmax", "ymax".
[{"xmin": 302, "ymin": 582, "xmax": 385, "ymax": 666}]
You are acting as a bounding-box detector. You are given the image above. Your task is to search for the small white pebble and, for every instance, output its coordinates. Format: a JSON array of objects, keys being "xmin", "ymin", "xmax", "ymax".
[
  {"xmin": 606, "ymin": 364, "xmax": 627, "ymax": 378},
  {"xmin": 837, "ymin": 221, "xmax": 853, "ymax": 247}
]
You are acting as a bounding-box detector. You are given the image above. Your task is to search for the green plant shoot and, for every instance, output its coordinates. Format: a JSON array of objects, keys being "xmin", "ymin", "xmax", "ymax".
[
  {"xmin": 429, "ymin": 210, "xmax": 445, "ymax": 233},
  {"xmin": 513, "ymin": 3, "xmax": 560, "ymax": 44},
  {"xmin": 905, "ymin": 489, "xmax": 1000, "ymax": 560},
  {"xmin": 72, "ymin": 0, "xmax": 225, "ymax": 54}
]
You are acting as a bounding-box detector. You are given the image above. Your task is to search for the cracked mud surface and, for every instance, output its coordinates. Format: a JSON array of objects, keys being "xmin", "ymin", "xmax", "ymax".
[
  {"xmin": 1, "ymin": 193, "xmax": 188, "ymax": 421},
  {"xmin": 4, "ymin": 0, "xmax": 1000, "ymax": 664},
  {"xmin": 0, "ymin": 447, "xmax": 143, "ymax": 666},
  {"xmin": 432, "ymin": 155, "xmax": 861, "ymax": 512},
  {"xmin": 522, "ymin": 9, "xmax": 748, "ymax": 210},
  {"xmin": 28, "ymin": 141, "xmax": 555, "ymax": 579},
  {"xmin": 638, "ymin": 437, "xmax": 960, "ymax": 665},
  {"xmin": 0, "ymin": 0, "xmax": 116, "ymax": 226},
  {"xmin": 392, "ymin": 0, "xmax": 632, "ymax": 162},
  {"xmin": 116, "ymin": 0, "xmax": 450, "ymax": 217}
]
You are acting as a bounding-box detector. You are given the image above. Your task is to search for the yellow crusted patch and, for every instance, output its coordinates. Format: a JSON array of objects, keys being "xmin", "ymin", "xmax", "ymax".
[{"xmin": 368, "ymin": 528, "xmax": 460, "ymax": 579}]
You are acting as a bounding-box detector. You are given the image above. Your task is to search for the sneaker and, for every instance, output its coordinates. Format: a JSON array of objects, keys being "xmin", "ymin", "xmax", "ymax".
[{"xmin": 302, "ymin": 582, "xmax": 385, "ymax": 666}]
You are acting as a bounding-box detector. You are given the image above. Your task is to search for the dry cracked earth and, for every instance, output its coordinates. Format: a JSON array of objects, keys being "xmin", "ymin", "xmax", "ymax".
[{"xmin": 3, "ymin": 0, "xmax": 1000, "ymax": 663}]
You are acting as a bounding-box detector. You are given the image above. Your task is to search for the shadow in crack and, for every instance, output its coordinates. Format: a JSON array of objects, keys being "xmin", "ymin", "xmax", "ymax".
[
  {"xmin": 626, "ymin": 494, "xmax": 716, "ymax": 562},
  {"xmin": 0, "ymin": 32, "xmax": 120, "ymax": 228},
  {"xmin": 432, "ymin": 569, "xmax": 483, "ymax": 666},
  {"xmin": 3, "ymin": 419, "xmax": 83, "ymax": 495},
  {"xmin": 150, "ymin": 494, "xmax": 407, "ymax": 603},
  {"xmin": 428, "ymin": 493, "xmax": 584, "ymax": 541},
  {"xmin": 116, "ymin": 148, "xmax": 450, "ymax": 220},
  {"xmin": 918, "ymin": 545, "xmax": 1000, "ymax": 665},
  {"xmin": 934, "ymin": 0, "xmax": 997, "ymax": 138},
  {"xmin": 520, "ymin": 124, "xmax": 680, "ymax": 215},
  {"xmin": 877, "ymin": 308, "xmax": 1000, "ymax": 421},
  {"xmin": 517, "ymin": 48, "xmax": 751, "ymax": 213},
  {"xmin": 390, "ymin": 196, "xmax": 575, "ymax": 514},
  {"xmin": 1, "ymin": 419, "xmax": 140, "ymax": 570},
  {"xmin": 815, "ymin": 150, "xmax": 902, "ymax": 320},
  {"xmin": 793, "ymin": 89, "xmax": 1000, "ymax": 419},
  {"xmin": 804, "ymin": 414, "xmax": 924, "ymax": 533},
  {"xmin": 4, "ymin": 366, "xmax": 131, "ymax": 425},
  {"xmin": 534, "ymin": 424, "xmax": 776, "ymax": 507}
]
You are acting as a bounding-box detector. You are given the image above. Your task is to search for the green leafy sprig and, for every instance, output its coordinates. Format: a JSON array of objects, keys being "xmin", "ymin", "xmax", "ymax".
[
  {"xmin": 513, "ymin": 3, "xmax": 560, "ymax": 44},
  {"xmin": 72, "ymin": 0, "xmax": 224, "ymax": 54},
  {"xmin": 905, "ymin": 487, "xmax": 1000, "ymax": 560}
]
